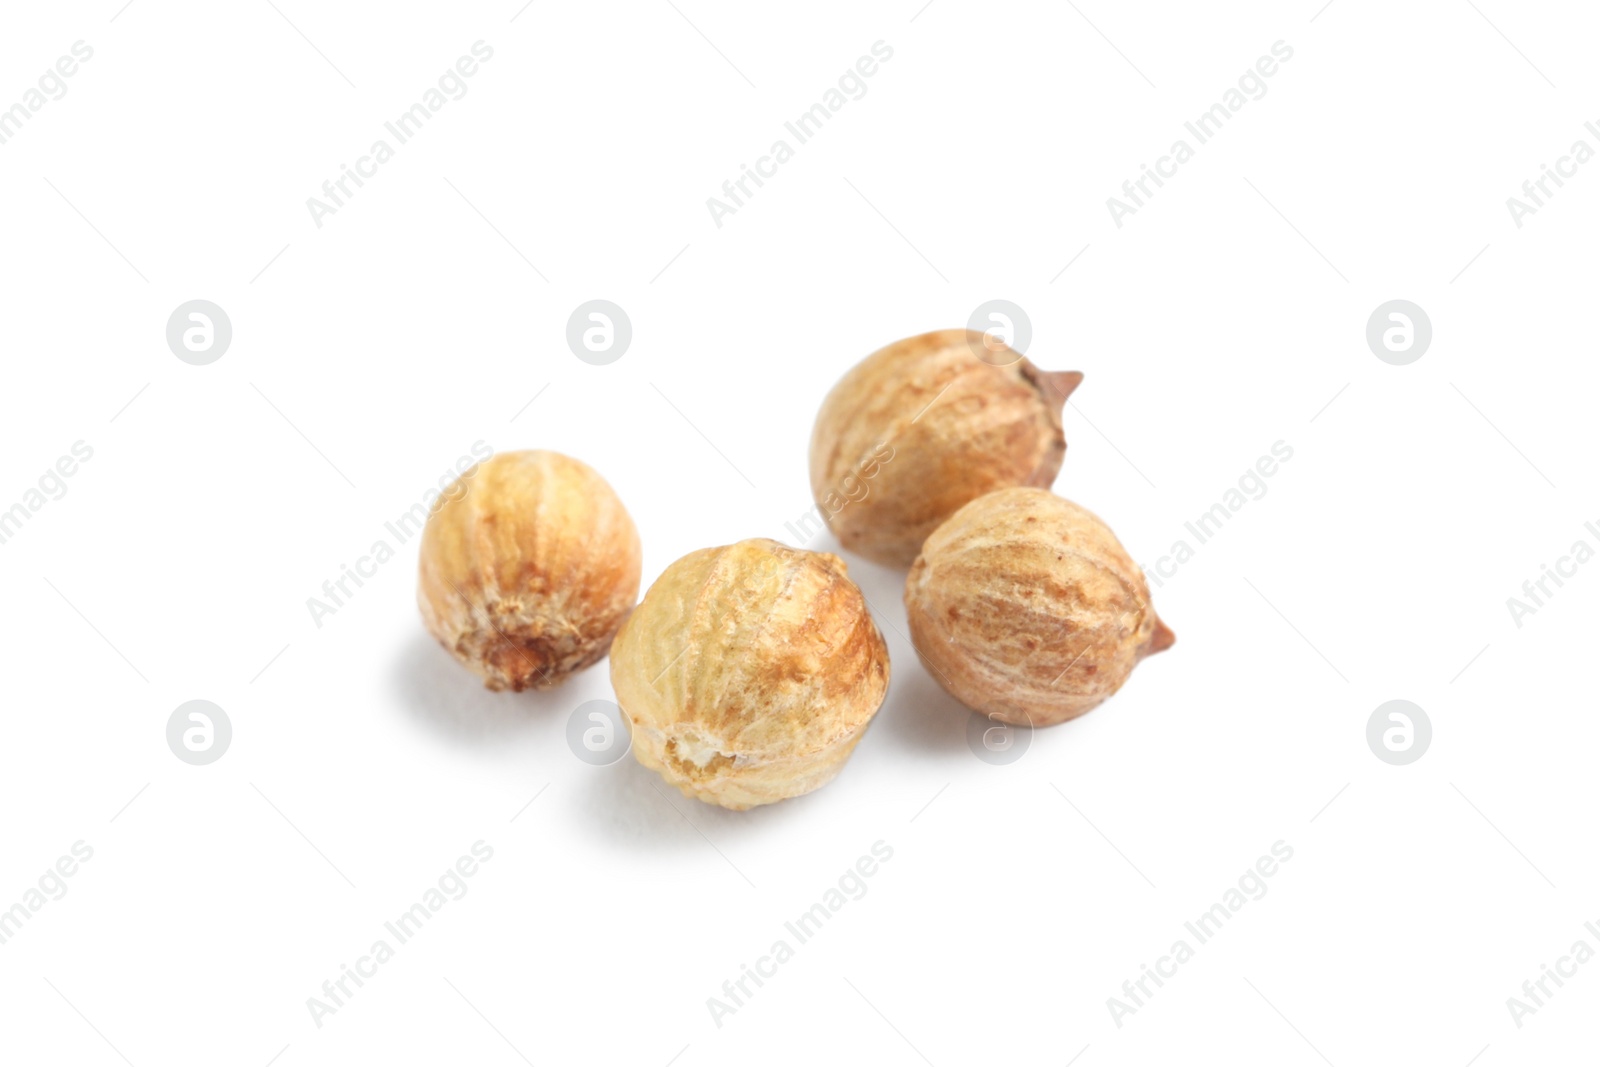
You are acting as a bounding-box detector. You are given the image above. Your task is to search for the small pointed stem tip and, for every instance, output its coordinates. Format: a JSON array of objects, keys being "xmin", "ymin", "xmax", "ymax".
[
  {"xmin": 1041, "ymin": 369, "xmax": 1084, "ymax": 404},
  {"xmin": 1146, "ymin": 617, "xmax": 1175, "ymax": 656}
]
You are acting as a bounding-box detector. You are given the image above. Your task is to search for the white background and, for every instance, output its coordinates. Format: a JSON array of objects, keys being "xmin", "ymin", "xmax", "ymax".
[{"xmin": 1, "ymin": 1, "xmax": 1596, "ymax": 1064}]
